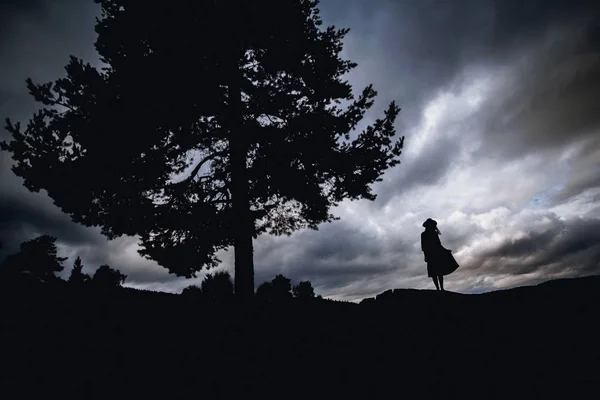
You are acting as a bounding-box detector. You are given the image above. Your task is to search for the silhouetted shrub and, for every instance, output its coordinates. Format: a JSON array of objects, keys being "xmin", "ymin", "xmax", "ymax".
[
  {"xmin": 293, "ymin": 281, "xmax": 315, "ymax": 299},
  {"xmin": 180, "ymin": 272, "xmax": 233, "ymax": 303},
  {"xmin": 92, "ymin": 265, "xmax": 126, "ymax": 288},
  {"xmin": 360, "ymin": 297, "xmax": 376, "ymax": 306},
  {"xmin": 181, "ymin": 285, "xmax": 202, "ymax": 299},
  {"xmin": 255, "ymin": 281, "xmax": 272, "ymax": 302},
  {"xmin": 201, "ymin": 271, "xmax": 234, "ymax": 302},
  {"xmin": 271, "ymin": 274, "xmax": 293, "ymax": 300},
  {"xmin": 256, "ymin": 274, "xmax": 293, "ymax": 304}
]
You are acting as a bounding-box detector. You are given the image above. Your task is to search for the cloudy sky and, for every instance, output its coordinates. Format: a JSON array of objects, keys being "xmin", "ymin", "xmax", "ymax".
[{"xmin": 1, "ymin": 0, "xmax": 599, "ymax": 301}]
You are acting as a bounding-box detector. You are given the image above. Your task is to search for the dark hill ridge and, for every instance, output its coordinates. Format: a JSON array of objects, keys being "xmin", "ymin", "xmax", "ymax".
[
  {"xmin": 0, "ymin": 275, "xmax": 598, "ymax": 398},
  {"xmin": 363, "ymin": 274, "xmax": 600, "ymax": 304}
]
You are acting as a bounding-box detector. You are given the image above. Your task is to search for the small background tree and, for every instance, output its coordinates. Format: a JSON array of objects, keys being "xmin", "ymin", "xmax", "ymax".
[
  {"xmin": 255, "ymin": 281, "xmax": 273, "ymax": 303},
  {"xmin": 92, "ymin": 265, "xmax": 127, "ymax": 288},
  {"xmin": 293, "ymin": 281, "xmax": 315, "ymax": 299},
  {"xmin": 256, "ymin": 274, "xmax": 293, "ymax": 304},
  {"xmin": 0, "ymin": 235, "xmax": 66, "ymax": 284},
  {"xmin": 271, "ymin": 275, "xmax": 293, "ymax": 301},
  {"xmin": 181, "ymin": 285, "xmax": 203, "ymax": 299},
  {"xmin": 200, "ymin": 271, "xmax": 234, "ymax": 302},
  {"xmin": 68, "ymin": 256, "xmax": 89, "ymax": 285}
]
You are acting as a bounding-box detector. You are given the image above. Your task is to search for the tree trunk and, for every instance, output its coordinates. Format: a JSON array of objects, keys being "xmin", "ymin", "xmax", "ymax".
[{"xmin": 228, "ymin": 55, "xmax": 255, "ymax": 300}]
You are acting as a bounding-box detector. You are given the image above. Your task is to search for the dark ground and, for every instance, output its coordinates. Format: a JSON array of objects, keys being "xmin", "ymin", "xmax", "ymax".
[{"xmin": 1, "ymin": 275, "xmax": 599, "ymax": 399}]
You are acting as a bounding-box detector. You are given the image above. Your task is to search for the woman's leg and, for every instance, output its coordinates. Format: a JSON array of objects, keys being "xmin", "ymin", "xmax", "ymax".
[
  {"xmin": 438, "ymin": 275, "xmax": 444, "ymax": 291},
  {"xmin": 431, "ymin": 276, "xmax": 440, "ymax": 290}
]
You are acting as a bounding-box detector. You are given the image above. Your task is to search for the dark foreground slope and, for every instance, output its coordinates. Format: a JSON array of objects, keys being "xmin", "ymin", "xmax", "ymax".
[{"xmin": 1, "ymin": 276, "xmax": 599, "ymax": 399}]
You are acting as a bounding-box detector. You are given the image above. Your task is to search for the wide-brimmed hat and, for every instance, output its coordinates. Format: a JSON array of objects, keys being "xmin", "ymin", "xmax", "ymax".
[{"xmin": 422, "ymin": 218, "xmax": 437, "ymax": 228}]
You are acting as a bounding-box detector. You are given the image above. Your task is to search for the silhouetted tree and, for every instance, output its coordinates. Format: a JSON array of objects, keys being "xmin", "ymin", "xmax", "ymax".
[
  {"xmin": 181, "ymin": 285, "xmax": 203, "ymax": 299},
  {"xmin": 0, "ymin": 235, "xmax": 66, "ymax": 283},
  {"xmin": 256, "ymin": 274, "xmax": 294, "ymax": 304},
  {"xmin": 68, "ymin": 256, "xmax": 89, "ymax": 284},
  {"xmin": 200, "ymin": 271, "xmax": 234, "ymax": 302},
  {"xmin": 255, "ymin": 281, "xmax": 273, "ymax": 302},
  {"xmin": 293, "ymin": 281, "xmax": 315, "ymax": 299},
  {"xmin": 271, "ymin": 274, "xmax": 293, "ymax": 301},
  {"xmin": 92, "ymin": 265, "xmax": 126, "ymax": 288},
  {"xmin": 1, "ymin": 0, "xmax": 404, "ymax": 299}
]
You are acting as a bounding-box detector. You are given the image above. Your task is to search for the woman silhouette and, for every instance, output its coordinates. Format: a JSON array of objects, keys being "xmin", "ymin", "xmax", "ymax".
[{"xmin": 421, "ymin": 218, "xmax": 459, "ymax": 291}]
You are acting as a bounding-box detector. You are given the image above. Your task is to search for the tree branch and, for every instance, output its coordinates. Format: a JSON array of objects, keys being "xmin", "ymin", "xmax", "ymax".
[{"xmin": 186, "ymin": 151, "xmax": 226, "ymax": 183}]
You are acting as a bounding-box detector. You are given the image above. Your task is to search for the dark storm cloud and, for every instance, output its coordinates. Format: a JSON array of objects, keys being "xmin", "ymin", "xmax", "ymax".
[
  {"xmin": 320, "ymin": 0, "xmax": 493, "ymax": 123},
  {"xmin": 0, "ymin": 90, "xmax": 9, "ymax": 110},
  {"xmin": 486, "ymin": 223, "xmax": 564, "ymax": 260},
  {"xmin": 468, "ymin": 16, "xmax": 600, "ymax": 203},
  {"xmin": 552, "ymin": 136, "xmax": 600, "ymax": 203},
  {"xmin": 533, "ymin": 218, "xmax": 600, "ymax": 273},
  {"xmin": 320, "ymin": 0, "xmax": 599, "ymax": 204},
  {"xmin": 0, "ymin": 0, "xmax": 48, "ymax": 29},
  {"xmin": 0, "ymin": 188, "xmax": 102, "ymax": 252},
  {"xmin": 320, "ymin": 0, "xmax": 597, "ymax": 115},
  {"xmin": 487, "ymin": 0, "xmax": 598, "ymax": 53},
  {"xmin": 0, "ymin": 0, "xmax": 99, "ymax": 96},
  {"xmin": 378, "ymin": 133, "xmax": 461, "ymax": 204},
  {"xmin": 470, "ymin": 216, "xmax": 600, "ymax": 277},
  {"xmin": 478, "ymin": 19, "xmax": 600, "ymax": 156},
  {"xmin": 302, "ymin": 224, "xmax": 383, "ymax": 261}
]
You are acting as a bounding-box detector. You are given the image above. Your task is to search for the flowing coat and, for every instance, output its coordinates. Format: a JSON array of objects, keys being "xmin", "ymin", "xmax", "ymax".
[{"xmin": 421, "ymin": 229, "xmax": 459, "ymax": 277}]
